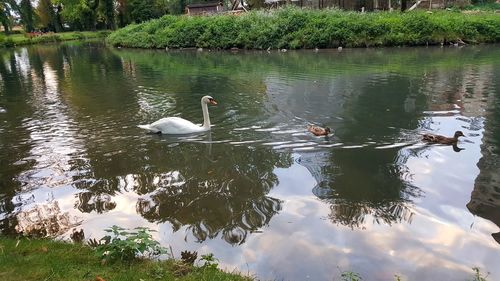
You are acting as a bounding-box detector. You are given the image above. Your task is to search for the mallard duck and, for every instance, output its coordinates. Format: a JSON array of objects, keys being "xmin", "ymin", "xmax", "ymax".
[
  {"xmin": 307, "ymin": 125, "xmax": 331, "ymax": 136},
  {"xmin": 422, "ymin": 130, "xmax": 464, "ymax": 144}
]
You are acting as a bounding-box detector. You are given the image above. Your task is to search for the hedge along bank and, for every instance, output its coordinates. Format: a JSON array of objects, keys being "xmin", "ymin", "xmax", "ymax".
[{"xmin": 107, "ymin": 7, "xmax": 500, "ymax": 50}]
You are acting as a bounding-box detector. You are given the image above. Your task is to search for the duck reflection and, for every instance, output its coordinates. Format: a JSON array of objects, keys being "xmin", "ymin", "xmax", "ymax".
[{"xmin": 452, "ymin": 143, "xmax": 465, "ymax": 152}]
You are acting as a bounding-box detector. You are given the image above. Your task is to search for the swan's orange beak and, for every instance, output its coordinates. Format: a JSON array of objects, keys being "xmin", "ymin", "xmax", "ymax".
[{"xmin": 209, "ymin": 99, "xmax": 217, "ymax": 105}]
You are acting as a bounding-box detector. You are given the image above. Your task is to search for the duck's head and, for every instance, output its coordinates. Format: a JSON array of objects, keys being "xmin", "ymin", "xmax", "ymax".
[
  {"xmin": 454, "ymin": 131, "xmax": 465, "ymax": 138},
  {"xmin": 324, "ymin": 127, "xmax": 331, "ymax": 134},
  {"xmin": 202, "ymin": 95, "xmax": 217, "ymax": 105}
]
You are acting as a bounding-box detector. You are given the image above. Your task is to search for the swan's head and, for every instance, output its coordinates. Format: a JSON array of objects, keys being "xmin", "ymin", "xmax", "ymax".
[{"xmin": 202, "ymin": 95, "xmax": 217, "ymax": 105}]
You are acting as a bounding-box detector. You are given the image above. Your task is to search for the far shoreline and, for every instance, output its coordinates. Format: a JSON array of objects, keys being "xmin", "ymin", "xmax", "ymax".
[
  {"xmin": 109, "ymin": 42, "xmax": 499, "ymax": 53},
  {"xmin": 0, "ymin": 31, "xmax": 110, "ymax": 48},
  {"xmin": 107, "ymin": 8, "xmax": 500, "ymax": 50}
]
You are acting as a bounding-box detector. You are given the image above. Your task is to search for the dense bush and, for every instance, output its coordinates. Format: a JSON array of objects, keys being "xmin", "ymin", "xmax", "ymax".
[
  {"xmin": 107, "ymin": 7, "xmax": 500, "ymax": 49},
  {"xmin": 0, "ymin": 34, "xmax": 15, "ymax": 48}
]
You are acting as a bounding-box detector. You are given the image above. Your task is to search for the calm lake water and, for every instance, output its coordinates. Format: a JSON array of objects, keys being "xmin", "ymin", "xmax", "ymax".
[{"xmin": 1, "ymin": 42, "xmax": 499, "ymax": 280}]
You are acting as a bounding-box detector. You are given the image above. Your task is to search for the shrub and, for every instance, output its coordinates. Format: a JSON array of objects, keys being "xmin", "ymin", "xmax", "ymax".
[
  {"xmin": 0, "ymin": 37, "xmax": 15, "ymax": 47},
  {"xmin": 94, "ymin": 225, "xmax": 168, "ymax": 263},
  {"xmin": 107, "ymin": 7, "xmax": 500, "ymax": 49},
  {"xmin": 73, "ymin": 32, "xmax": 85, "ymax": 39}
]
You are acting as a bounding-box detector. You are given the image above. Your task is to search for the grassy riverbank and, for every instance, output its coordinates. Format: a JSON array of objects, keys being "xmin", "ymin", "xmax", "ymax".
[
  {"xmin": 0, "ymin": 236, "xmax": 251, "ymax": 281},
  {"xmin": 0, "ymin": 31, "xmax": 110, "ymax": 48},
  {"xmin": 107, "ymin": 7, "xmax": 500, "ymax": 49},
  {"xmin": 0, "ymin": 236, "xmax": 492, "ymax": 281}
]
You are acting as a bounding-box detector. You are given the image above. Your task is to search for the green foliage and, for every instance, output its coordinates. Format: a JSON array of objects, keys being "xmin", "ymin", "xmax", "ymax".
[
  {"xmin": 19, "ymin": 0, "xmax": 35, "ymax": 32},
  {"xmin": 107, "ymin": 7, "xmax": 500, "ymax": 49},
  {"xmin": 36, "ymin": 0, "xmax": 62, "ymax": 32},
  {"xmin": 0, "ymin": 31, "xmax": 108, "ymax": 48},
  {"xmin": 95, "ymin": 225, "xmax": 168, "ymax": 263},
  {"xmin": 56, "ymin": 0, "xmax": 96, "ymax": 30},
  {"xmin": 469, "ymin": 0, "xmax": 498, "ymax": 7},
  {"xmin": 0, "ymin": 236, "xmax": 251, "ymax": 281},
  {"xmin": 0, "ymin": 0, "xmax": 15, "ymax": 34},
  {"xmin": 247, "ymin": 0, "xmax": 266, "ymax": 9},
  {"xmin": 0, "ymin": 35, "xmax": 14, "ymax": 47},
  {"xmin": 115, "ymin": 0, "xmax": 173, "ymax": 28},
  {"xmin": 129, "ymin": 0, "xmax": 160, "ymax": 23},
  {"xmin": 340, "ymin": 270, "xmax": 363, "ymax": 281},
  {"xmin": 200, "ymin": 253, "xmax": 219, "ymax": 270}
]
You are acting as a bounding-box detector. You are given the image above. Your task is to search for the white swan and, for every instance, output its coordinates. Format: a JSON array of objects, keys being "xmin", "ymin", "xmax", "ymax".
[{"xmin": 138, "ymin": 95, "xmax": 217, "ymax": 134}]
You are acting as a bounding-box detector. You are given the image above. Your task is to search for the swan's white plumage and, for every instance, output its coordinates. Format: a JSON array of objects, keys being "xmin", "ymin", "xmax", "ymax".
[
  {"xmin": 139, "ymin": 117, "xmax": 205, "ymax": 134},
  {"xmin": 138, "ymin": 96, "xmax": 216, "ymax": 135}
]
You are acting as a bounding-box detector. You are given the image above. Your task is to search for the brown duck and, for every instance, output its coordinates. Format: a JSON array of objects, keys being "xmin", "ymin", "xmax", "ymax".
[
  {"xmin": 422, "ymin": 130, "xmax": 464, "ymax": 144},
  {"xmin": 307, "ymin": 125, "xmax": 331, "ymax": 136}
]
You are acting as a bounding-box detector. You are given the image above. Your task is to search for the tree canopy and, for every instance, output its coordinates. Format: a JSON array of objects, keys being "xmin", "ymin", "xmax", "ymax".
[{"xmin": 1, "ymin": 0, "xmax": 182, "ymax": 34}]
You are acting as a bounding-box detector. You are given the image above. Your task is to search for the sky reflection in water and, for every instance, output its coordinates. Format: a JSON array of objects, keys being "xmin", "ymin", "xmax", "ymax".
[{"xmin": 0, "ymin": 43, "xmax": 499, "ymax": 281}]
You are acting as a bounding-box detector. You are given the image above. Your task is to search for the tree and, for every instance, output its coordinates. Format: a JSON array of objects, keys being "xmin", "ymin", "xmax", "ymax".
[
  {"xmin": 0, "ymin": 0, "xmax": 21, "ymax": 34},
  {"xmin": 116, "ymin": 0, "xmax": 129, "ymax": 27},
  {"xmin": 128, "ymin": 0, "xmax": 157, "ymax": 23},
  {"xmin": 246, "ymin": 0, "xmax": 265, "ymax": 9},
  {"xmin": 401, "ymin": 0, "xmax": 407, "ymax": 11},
  {"xmin": 0, "ymin": 1, "xmax": 13, "ymax": 34},
  {"xmin": 102, "ymin": 0, "xmax": 114, "ymax": 29},
  {"xmin": 55, "ymin": 0, "xmax": 100, "ymax": 30},
  {"xmin": 116, "ymin": 0, "xmax": 171, "ymax": 27},
  {"xmin": 156, "ymin": 0, "xmax": 182, "ymax": 15},
  {"xmin": 19, "ymin": 0, "xmax": 35, "ymax": 32},
  {"xmin": 36, "ymin": 0, "xmax": 62, "ymax": 32}
]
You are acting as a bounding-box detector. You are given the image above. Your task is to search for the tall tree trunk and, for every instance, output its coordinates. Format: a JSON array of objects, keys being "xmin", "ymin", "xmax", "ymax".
[
  {"xmin": 104, "ymin": 0, "xmax": 115, "ymax": 30},
  {"xmin": 89, "ymin": 0, "xmax": 100, "ymax": 31},
  {"xmin": 1, "ymin": 20, "xmax": 9, "ymax": 34},
  {"xmin": 116, "ymin": 0, "xmax": 128, "ymax": 27},
  {"xmin": 20, "ymin": 0, "xmax": 35, "ymax": 32},
  {"xmin": 1, "ymin": 0, "xmax": 14, "ymax": 34},
  {"xmin": 55, "ymin": 4, "xmax": 63, "ymax": 32},
  {"xmin": 401, "ymin": 0, "xmax": 407, "ymax": 11}
]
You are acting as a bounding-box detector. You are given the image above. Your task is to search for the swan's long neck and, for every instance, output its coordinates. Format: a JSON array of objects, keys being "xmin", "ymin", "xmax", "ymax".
[{"xmin": 201, "ymin": 101, "xmax": 210, "ymax": 129}]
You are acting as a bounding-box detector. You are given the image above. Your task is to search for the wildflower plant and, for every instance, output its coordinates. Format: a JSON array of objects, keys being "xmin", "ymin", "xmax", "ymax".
[{"xmin": 95, "ymin": 225, "xmax": 167, "ymax": 263}]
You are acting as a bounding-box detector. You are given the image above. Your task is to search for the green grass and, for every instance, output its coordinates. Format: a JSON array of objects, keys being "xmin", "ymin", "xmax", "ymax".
[
  {"xmin": 464, "ymin": 2, "xmax": 500, "ymax": 11},
  {"xmin": 107, "ymin": 7, "xmax": 500, "ymax": 49},
  {"xmin": 0, "ymin": 237, "xmax": 251, "ymax": 281},
  {"xmin": 0, "ymin": 236, "xmax": 491, "ymax": 281},
  {"xmin": 0, "ymin": 31, "xmax": 110, "ymax": 48}
]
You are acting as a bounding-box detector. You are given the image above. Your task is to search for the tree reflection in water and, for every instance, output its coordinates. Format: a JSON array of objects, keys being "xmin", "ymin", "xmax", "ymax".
[
  {"xmin": 273, "ymin": 70, "xmax": 426, "ymax": 229},
  {"xmin": 14, "ymin": 201, "xmax": 82, "ymax": 237},
  {"xmin": 300, "ymin": 147, "xmax": 420, "ymax": 229},
  {"xmin": 467, "ymin": 90, "xmax": 500, "ymax": 244},
  {"xmin": 135, "ymin": 139, "xmax": 292, "ymax": 244},
  {"xmin": 0, "ymin": 43, "xmax": 294, "ymax": 244},
  {"xmin": 2, "ymin": 42, "xmax": 499, "ymax": 262},
  {"xmin": 75, "ymin": 190, "xmax": 117, "ymax": 214}
]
